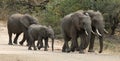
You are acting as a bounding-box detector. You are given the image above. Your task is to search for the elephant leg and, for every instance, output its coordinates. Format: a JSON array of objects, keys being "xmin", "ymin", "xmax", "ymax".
[
  {"xmin": 99, "ymin": 36, "xmax": 103, "ymax": 53},
  {"xmin": 33, "ymin": 41, "xmax": 37, "ymax": 50},
  {"xmin": 37, "ymin": 41, "xmax": 40, "ymax": 47},
  {"xmin": 8, "ymin": 31, "xmax": 13, "ymax": 45},
  {"xmin": 79, "ymin": 35, "xmax": 86, "ymax": 53},
  {"xmin": 75, "ymin": 40, "xmax": 79, "ymax": 51},
  {"xmin": 67, "ymin": 30, "xmax": 77, "ymax": 53},
  {"xmin": 70, "ymin": 38, "xmax": 78, "ymax": 52},
  {"xmin": 28, "ymin": 44, "xmax": 32, "ymax": 50},
  {"xmin": 44, "ymin": 38, "xmax": 48, "ymax": 51},
  {"xmin": 47, "ymin": 43, "xmax": 49, "ymax": 48},
  {"xmin": 62, "ymin": 36, "xmax": 70, "ymax": 52},
  {"xmin": 68, "ymin": 37, "xmax": 77, "ymax": 53},
  {"xmin": 38, "ymin": 38, "xmax": 43, "ymax": 50},
  {"xmin": 19, "ymin": 31, "xmax": 28, "ymax": 46},
  {"xmin": 13, "ymin": 33, "xmax": 21, "ymax": 44},
  {"xmin": 19, "ymin": 33, "xmax": 26, "ymax": 45},
  {"xmin": 28, "ymin": 39, "xmax": 33, "ymax": 50},
  {"xmin": 88, "ymin": 34, "xmax": 95, "ymax": 52}
]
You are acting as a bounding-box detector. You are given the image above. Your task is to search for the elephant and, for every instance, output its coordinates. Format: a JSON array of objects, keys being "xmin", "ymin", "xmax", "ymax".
[
  {"xmin": 85, "ymin": 10, "xmax": 108, "ymax": 53},
  {"xmin": 7, "ymin": 13, "xmax": 38, "ymax": 45},
  {"xmin": 61, "ymin": 10, "xmax": 94, "ymax": 53},
  {"xmin": 28, "ymin": 24, "xmax": 54, "ymax": 51}
]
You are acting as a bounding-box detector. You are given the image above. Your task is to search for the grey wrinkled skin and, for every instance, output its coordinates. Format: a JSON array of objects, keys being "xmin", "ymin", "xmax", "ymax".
[
  {"xmin": 86, "ymin": 10, "xmax": 107, "ymax": 53},
  {"xmin": 61, "ymin": 10, "xmax": 93, "ymax": 53},
  {"xmin": 7, "ymin": 13, "xmax": 38, "ymax": 45},
  {"xmin": 28, "ymin": 24, "xmax": 54, "ymax": 51}
]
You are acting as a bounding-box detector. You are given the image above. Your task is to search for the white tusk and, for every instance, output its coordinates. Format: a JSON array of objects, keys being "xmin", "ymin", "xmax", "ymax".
[
  {"xmin": 91, "ymin": 30, "xmax": 95, "ymax": 35},
  {"xmin": 104, "ymin": 29, "xmax": 108, "ymax": 34},
  {"xmin": 96, "ymin": 29, "xmax": 102, "ymax": 36},
  {"xmin": 85, "ymin": 30, "xmax": 88, "ymax": 36}
]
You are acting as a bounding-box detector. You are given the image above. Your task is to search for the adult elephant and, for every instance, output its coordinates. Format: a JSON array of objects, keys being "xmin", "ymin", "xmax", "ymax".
[
  {"xmin": 7, "ymin": 13, "xmax": 38, "ymax": 45},
  {"xmin": 85, "ymin": 10, "xmax": 108, "ymax": 53},
  {"xmin": 28, "ymin": 24, "xmax": 55, "ymax": 51},
  {"xmin": 61, "ymin": 10, "xmax": 94, "ymax": 53}
]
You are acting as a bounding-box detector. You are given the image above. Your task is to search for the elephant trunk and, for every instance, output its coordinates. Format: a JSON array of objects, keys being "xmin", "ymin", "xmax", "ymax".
[
  {"xmin": 96, "ymin": 27, "xmax": 104, "ymax": 53},
  {"xmin": 85, "ymin": 25, "xmax": 95, "ymax": 36},
  {"xmin": 85, "ymin": 29, "xmax": 95, "ymax": 36},
  {"xmin": 83, "ymin": 26, "xmax": 92, "ymax": 49},
  {"xmin": 51, "ymin": 38, "xmax": 54, "ymax": 51}
]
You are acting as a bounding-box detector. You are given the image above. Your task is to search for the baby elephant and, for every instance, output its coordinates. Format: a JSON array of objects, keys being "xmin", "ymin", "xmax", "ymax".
[{"xmin": 28, "ymin": 24, "xmax": 55, "ymax": 51}]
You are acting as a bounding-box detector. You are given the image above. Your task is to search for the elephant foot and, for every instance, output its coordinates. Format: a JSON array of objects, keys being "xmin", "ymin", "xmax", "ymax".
[
  {"xmin": 76, "ymin": 48, "xmax": 79, "ymax": 51},
  {"xmin": 66, "ymin": 49, "xmax": 71, "ymax": 53},
  {"xmin": 99, "ymin": 50, "xmax": 102, "ymax": 53},
  {"xmin": 88, "ymin": 49, "xmax": 94, "ymax": 52},
  {"xmin": 70, "ymin": 47, "xmax": 76, "ymax": 52},
  {"xmin": 38, "ymin": 46, "xmax": 43, "ymax": 50},
  {"xmin": 19, "ymin": 41, "xmax": 23, "ymax": 45},
  {"xmin": 47, "ymin": 45, "xmax": 49, "ymax": 48},
  {"xmin": 62, "ymin": 49, "xmax": 66, "ymax": 52},
  {"xmin": 44, "ymin": 49, "xmax": 48, "ymax": 51},
  {"xmin": 71, "ymin": 49, "xmax": 75, "ymax": 52},
  {"xmin": 28, "ymin": 47, "xmax": 32, "ymax": 50},
  {"xmin": 79, "ymin": 50, "xmax": 85, "ymax": 54},
  {"xmin": 34, "ymin": 48, "xmax": 37, "ymax": 50},
  {"xmin": 38, "ymin": 47, "xmax": 41, "ymax": 50},
  {"xmin": 8, "ymin": 43, "xmax": 13, "ymax": 45},
  {"xmin": 13, "ymin": 42, "xmax": 17, "ymax": 45}
]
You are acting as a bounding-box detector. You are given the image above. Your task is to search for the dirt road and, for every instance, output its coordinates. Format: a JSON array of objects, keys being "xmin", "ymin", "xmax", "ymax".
[{"xmin": 0, "ymin": 21, "xmax": 120, "ymax": 61}]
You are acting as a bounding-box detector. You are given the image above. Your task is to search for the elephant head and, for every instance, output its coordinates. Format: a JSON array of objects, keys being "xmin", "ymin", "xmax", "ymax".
[
  {"xmin": 71, "ymin": 11, "xmax": 94, "ymax": 36},
  {"xmin": 86, "ymin": 10, "xmax": 108, "ymax": 36},
  {"xmin": 46, "ymin": 26, "xmax": 55, "ymax": 51}
]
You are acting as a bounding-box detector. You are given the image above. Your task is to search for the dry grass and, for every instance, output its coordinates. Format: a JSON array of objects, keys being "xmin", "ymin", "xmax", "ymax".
[{"xmin": 90, "ymin": 35, "xmax": 120, "ymax": 55}]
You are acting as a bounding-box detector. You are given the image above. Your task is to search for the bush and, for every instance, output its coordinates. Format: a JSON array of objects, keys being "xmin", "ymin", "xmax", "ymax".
[{"xmin": 1, "ymin": 0, "xmax": 120, "ymax": 38}]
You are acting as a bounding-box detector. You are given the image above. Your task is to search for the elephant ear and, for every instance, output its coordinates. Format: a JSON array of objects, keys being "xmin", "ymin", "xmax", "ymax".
[
  {"xmin": 20, "ymin": 15, "xmax": 30, "ymax": 28},
  {"xmin": 24, "ymin": 14, "xmax": 38, "ymax": 24},
  {"xmin": 20, "ymin": 14, "xmax": 38, "ymax": 28},
  {"xmin": 71, "ymin": 13, "xmax": 83, "ymax": 29}
]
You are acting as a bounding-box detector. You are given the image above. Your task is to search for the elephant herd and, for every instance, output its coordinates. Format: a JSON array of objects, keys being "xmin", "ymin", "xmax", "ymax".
[
  {"xmin": 7, "ymin": 10, "xmax": 108, "ymax": 54},
  {"xmin": 7, "ymin": 13, "xmax": 54, "ymax": 51}
]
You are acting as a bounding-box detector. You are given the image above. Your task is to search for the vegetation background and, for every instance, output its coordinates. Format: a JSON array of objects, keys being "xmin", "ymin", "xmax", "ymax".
[{"xmin": 0, "ymin": 0, "xmax": 120, "ymax": 54}]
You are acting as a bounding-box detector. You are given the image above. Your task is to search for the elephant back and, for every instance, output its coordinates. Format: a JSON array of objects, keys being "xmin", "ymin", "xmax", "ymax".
[
  {"xmin": 8, "ymin": 13, "xmax": 24, "ymax": 21},
  {"xmin": 10, "ymin": 13, "xmax": 23, "ymax": 18}
]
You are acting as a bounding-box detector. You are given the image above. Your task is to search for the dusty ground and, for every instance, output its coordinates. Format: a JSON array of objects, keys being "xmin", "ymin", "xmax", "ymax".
[{"xmin": 0, "ymin": 21, "xmax": 120, "ymax": 61}]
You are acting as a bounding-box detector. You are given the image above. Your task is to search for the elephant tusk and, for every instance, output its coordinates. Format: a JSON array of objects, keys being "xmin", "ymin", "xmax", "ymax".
[
  {"xmin": 85, "ymin": 30, "xmax": 88, "ymax": 36},
  {"xmin": 96, "ymin": 29, "xmax": 102, "ymax": 36},
  {"xmin": 91, "ymin": 30, "xmax": 95, "ymax": 35},
  {"xmin": 104, "ymin": 29, "xmax": 108, "ymax": 34}
]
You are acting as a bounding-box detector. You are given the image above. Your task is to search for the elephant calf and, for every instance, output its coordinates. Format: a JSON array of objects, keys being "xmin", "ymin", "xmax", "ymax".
[{"xmin": 28, "ymin": 24, "xmax": 55, "ymax": 51}]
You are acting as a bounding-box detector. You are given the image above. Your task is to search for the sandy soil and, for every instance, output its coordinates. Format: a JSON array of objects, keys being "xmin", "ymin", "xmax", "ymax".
[{"xmin": 0, "ymin": 21, "xmax": 120, "ymax": 61}]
